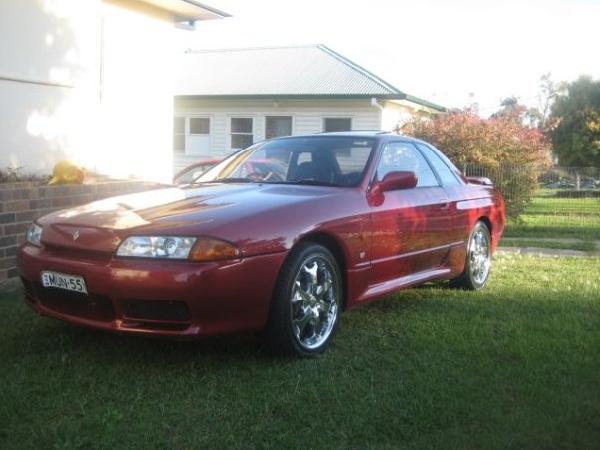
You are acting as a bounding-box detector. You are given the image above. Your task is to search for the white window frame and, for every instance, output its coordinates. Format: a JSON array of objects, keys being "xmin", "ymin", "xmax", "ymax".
[
  {"xmin": 173, "ymin": 116, "xmax": 186, "ymax": 153},
  {"xmin": 322, "ymin": 117, "xmax": 353, "ymax": 132},
  {"xmin": 173, "ymin": 115, "xmax": 213, "ymax": 155},
  {"xmin": 185, "ymin": 115, "xmax": 212, "ymax": 156},
  {"xmin": 229, "ymin": 116, "xmax": 254, "ymax": 150}
]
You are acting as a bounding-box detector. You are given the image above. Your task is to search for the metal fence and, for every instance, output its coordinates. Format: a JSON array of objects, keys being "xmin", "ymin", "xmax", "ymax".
[{"xmin": 462, "ymin": 165, "xmax": 600, "ymax": 238}]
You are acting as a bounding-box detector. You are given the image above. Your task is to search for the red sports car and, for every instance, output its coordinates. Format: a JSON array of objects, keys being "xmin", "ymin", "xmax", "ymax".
[{"xmin": 18, "ymin": 133, "xmax": 505, "ymax": 357}]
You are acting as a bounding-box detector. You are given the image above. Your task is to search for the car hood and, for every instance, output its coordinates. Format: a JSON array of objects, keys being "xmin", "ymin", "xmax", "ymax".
[{"xmin": 38, "ymin": 183, "xmax": 344, "ymax": 254}]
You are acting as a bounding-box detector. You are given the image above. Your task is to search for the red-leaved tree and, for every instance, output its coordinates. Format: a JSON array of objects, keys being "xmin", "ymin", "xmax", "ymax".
[{"xmin": 401, "ymin": 109, "xmax": 552, "ymax": 217}]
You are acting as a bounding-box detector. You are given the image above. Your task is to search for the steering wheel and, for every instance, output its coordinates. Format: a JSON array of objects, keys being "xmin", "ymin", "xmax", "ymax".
[{"xmin": 246, "ymin": 171, "xmax": 283, "ymax": 182}]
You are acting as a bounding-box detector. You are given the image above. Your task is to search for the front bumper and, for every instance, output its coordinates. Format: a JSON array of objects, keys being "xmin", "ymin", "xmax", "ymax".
[{"xmin": 17, "ymin": 244, "xmax": 287, "ymax": 337}]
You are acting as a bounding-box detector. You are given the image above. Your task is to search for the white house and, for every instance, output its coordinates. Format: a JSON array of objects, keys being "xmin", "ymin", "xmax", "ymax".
[
  {"xmin": 174, "ymin": 45, "xmax": 446, "ymax": 171},
  {"xmin": 0, "ymin": 0, "xmax": 228, "ymax": 182}
]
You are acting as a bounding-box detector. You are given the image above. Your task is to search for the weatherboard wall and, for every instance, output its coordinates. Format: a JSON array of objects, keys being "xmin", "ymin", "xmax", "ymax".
[{"xmin": 173, "ymin": 99, "xmax": 383, "ymax": 170}]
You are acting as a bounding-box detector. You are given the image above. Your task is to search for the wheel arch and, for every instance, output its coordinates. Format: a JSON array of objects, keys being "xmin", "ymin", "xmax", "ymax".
[
  {"xmin": 293, "ymin": 231, "xmax": 349, "ymax": 309},
  {"xmin": 477, "ymin": 215, "xmax": 492, "ymax": 234}
]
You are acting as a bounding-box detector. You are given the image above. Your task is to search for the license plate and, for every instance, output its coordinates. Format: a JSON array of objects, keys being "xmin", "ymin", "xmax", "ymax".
[{"xmin": 41, "ymin": 271, "xmax": 88, "ymax": 294}]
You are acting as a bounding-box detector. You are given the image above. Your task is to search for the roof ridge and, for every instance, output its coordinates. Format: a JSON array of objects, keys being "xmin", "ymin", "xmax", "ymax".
[{"xmin": 316, "ymin": 45, "xmax": 404, "ymax": 96}]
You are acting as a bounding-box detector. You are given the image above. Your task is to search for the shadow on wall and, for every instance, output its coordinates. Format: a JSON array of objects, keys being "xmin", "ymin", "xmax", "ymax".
[{"xmin": 0, "ymin": 0, "xmax": 93, "ymax": 175}]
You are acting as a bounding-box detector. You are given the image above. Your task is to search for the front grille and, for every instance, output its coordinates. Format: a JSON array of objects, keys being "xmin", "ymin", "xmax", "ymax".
[
  {"xmin": 122, "ymin": 299, "xmax": 190, "ymax": 322},
  {"xmin": 42, "ymin": 244, "xmax": 112, "ymax": 263},
  {"xmin": 33, "ymin": 283, "xmax": 115, "ymax": 322}
]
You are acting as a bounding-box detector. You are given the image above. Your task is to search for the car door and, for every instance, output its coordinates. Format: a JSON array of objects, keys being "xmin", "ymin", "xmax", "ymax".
[
  {"xmin": 416, "ymin": 143, "xmax": 466, "ymax": 245},
  {"xmin": 369, "ymin": 142, "xmax": 452, "ymax": 284}
]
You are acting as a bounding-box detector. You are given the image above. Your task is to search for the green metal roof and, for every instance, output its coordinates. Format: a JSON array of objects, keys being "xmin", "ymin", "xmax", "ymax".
[{"xmin": 175, "ymin": 45, "xmax": 446, "ymax": 112}]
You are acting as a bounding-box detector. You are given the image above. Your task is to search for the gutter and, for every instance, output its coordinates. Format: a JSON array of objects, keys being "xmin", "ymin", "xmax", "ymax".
[
  {"xmin": 371, "ymin": 97, "xmax": 385, "ymax": 130},
  {"xmin": 181, "ymin": 0, "xmax": 231, "ymax": 18},
  {"xmin": 403, "ymin": 94, "xmax": 447, "ymax": 113},
  {"xmin": 370, "ymin": 97, "xmax": 385, "ymax": 112}
]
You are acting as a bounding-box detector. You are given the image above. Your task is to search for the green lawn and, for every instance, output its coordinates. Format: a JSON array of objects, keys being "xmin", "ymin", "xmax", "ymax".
[
  {"xmin": 500, "ymin": 237, "xmax": 597, "ymax": 252},
  {"xmin": 505, "ymin": 190, "xmax": 600, "ymax": 240},
  {"xmin": 1, "ymin": 255, "xmax": 600, "ymax": 449}
]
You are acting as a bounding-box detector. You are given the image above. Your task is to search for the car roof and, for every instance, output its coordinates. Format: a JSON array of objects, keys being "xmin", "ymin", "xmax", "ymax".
[{"xmin": 269, "ymin": 131, "xmax": 426, "ymax": 144}]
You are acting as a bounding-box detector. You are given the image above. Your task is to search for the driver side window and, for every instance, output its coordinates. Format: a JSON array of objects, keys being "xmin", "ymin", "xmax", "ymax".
[{"xmin": 377, "ymin": 143, "xmax": 438, "ymax": 187}]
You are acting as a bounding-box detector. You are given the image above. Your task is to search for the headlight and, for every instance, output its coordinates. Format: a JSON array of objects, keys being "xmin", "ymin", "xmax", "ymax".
[
  {"xmin": 26, "ymin": 223, "xmax": 43, "ymax": 246},
  {"xmin": 117, "ymin": 236, "xmax": 196, "ymax": 259},
  {"xmin": 116, "ymin": 236, "xmax": 240, "ymax": 261}
]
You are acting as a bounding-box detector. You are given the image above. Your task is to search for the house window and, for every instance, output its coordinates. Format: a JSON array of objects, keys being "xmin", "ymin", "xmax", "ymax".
[
  {"xmin": 230, "ymin": 117, "xmax": 253, "ymax": 149},
  {"xmin": 173, "ymin": 117, "xmax": 185, "ymax": 152},
  {"xmin": 173, "ymin": 116, "xmax": 211, "ymax": 155},
  {"xmin": 323, "ymin": 117, "xmax": 352, "ymax": 132},
  {"xmin": 265, "ymin": 116, "xmax": 292, "ymax": 139},
  {"xmin": 189, "ymin": 117, "xmax": 210, "ymax": 135},
  {"xmin": 187, "ymin": 117, "xmax": 211, "ymax": 155}
]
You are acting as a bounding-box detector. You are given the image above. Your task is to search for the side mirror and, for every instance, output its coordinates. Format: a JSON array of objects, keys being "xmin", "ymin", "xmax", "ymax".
[{"xmin": 379, "ymin": 171, "xmax": 418, "ymax": 192}]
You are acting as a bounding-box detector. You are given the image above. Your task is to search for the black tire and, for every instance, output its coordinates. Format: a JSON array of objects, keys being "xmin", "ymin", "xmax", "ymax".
[
  {"xmin": 449, "ymin": 221, "xmax": 492, "ymax": 290},
  {"xmin": 263, "ymin": 242, "xmax": 342, "ymax": 357}
]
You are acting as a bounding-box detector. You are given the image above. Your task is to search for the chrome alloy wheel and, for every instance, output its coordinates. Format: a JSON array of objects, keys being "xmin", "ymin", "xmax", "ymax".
[
  {"xmin": 469, "ymin": 228, "xmax": 491, "ymax": 285},
  {"xmin": 290, "ymin": 256, "xmax": 339, "ymax": 350}
]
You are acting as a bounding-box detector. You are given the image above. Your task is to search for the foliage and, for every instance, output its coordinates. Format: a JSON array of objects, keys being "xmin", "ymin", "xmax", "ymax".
[
  {"xmin": 0, "ymin": 166, "xmax": 46, "ymax": 184},
  {"xmin": 402, "ymin": 109, "xmax": 552, "ymax": 217},
  {"xmin": 526, "ymin": 73, "xmax": 564, "ymax": 132},
  {"xmin": 550, "ymin": 75, "xmax": 600, "ymax": 166}
]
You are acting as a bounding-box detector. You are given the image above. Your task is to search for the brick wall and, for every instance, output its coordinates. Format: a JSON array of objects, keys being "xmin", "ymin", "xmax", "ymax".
[{"xmin": 0, "ymin": 181, "xmax": 162, "ymax": 286}]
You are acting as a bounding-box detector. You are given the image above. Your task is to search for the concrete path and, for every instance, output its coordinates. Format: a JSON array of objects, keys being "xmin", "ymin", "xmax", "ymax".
[
  {"xmin": 500, "ymin": 236, "xmax": 600, "ymax": 256},
  {"xmin": 503, "ymin": 237, "xmax": 585, "ymax": 244},
  {"xmin": 497, "ymin": 246, "xmax": 597, "ymax": 257}
]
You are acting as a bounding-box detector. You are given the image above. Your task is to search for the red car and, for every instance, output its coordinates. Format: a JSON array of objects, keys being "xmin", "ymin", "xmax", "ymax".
[{"xmin": 18, "ymin": 133, "xmax": 505, "ymax": 357}]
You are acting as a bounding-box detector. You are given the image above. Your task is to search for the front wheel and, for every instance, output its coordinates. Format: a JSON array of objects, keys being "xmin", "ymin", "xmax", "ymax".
[
  {"xmin": 450, "ymin": 221, "xmax": 492, "ymax": 290},
  {"xmin": 263, "ymin": 242, "xmax": 342, "ymax": 357}
]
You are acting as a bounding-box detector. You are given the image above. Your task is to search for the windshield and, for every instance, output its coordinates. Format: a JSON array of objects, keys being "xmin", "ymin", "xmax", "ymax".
[{"xmin": 193, "ymin": 136, "xmax": 376, "ymax": 187}]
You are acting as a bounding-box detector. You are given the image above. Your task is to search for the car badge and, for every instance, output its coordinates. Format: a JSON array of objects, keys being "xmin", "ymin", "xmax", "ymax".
[{"xmin": 73, "ymin": 230, "xmax": 80, "ymax": 241}]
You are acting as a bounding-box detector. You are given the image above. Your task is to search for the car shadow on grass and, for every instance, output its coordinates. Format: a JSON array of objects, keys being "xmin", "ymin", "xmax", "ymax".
[{"xmin": 12, "ymin": 314, "xmax": 271, "ymax": 367}]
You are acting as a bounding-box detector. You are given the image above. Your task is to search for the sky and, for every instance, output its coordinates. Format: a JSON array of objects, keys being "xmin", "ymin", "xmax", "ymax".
[{"xmin": 176, "ymin": 0, "xmax": 600, "ymax": 115}]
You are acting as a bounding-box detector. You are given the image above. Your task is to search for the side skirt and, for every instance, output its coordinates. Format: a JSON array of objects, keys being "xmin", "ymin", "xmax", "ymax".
[{"xmin": 354, "ymin": 267, "xmax": 451, "ymax": 305}]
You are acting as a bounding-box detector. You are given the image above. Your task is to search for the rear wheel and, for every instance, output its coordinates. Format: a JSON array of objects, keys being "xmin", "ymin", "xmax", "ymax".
[
  {"xmin": 450, "ymin": 221, "xmax": 492, "ymax": 290},
  {"xmin": 263, "ymin": 242, "xmax": 342, "ymax": 357}
]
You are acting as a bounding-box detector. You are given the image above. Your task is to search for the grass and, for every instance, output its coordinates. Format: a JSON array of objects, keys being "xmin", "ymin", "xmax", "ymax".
[
  {"xmin": 505, "ymin": 190, "xmax": 600, "ymax": 240},
  {"xmin": 505, "ymin": 216, "xmax": 600, "ymax": 240},
  {"xmin": 500, "ymin": 238, "xmax": 597, "ymax": 252},
  {"xmin": 1, "ymin": 254, "xmax": 600, "ymax": 449}
]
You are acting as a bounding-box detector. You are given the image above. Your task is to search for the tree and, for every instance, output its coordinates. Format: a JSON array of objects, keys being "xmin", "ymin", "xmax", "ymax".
[
  {"xmin": 401, "ymin": 109, "xmax": 552, "ymax": 218},
  {"xmin": 550, "ymin": 76, "xmax": 600, "ymax": 167},
  {"xmin": 492, "ymin": 96, "xmax": 527, "ymax": 122},
  {"xmin": 527, "ymin": 73, "xmax": 563, "ymax": 132}
]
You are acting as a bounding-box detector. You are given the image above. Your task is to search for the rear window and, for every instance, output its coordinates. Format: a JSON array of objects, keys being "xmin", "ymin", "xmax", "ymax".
[{"xmin": 417, "ymin": 144, "xmax": 463, "ymax": 186}]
